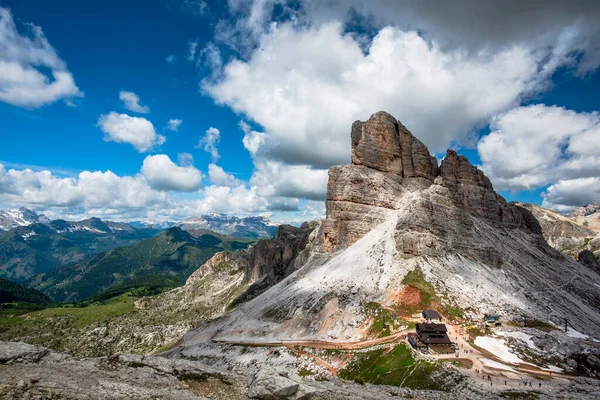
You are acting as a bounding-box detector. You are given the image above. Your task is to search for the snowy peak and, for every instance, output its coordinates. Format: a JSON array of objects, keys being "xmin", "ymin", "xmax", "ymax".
[
  {"xmin": 47, "ymin": 218, "xmax": 137, "ymax": 234},
  {"xmin": 0, "ymin": 207, "xmax": 50, "ymax": 231},
  {"xmin": 178, "ymin": 214, "xmax": 278, "ymax": 239}
]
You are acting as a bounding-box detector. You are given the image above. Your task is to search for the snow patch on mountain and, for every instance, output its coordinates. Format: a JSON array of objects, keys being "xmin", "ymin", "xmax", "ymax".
[
  {"xmin": 0, "ymin": 207, "xmax": 50, "ymax": 231},
  {"xmin": 178, "ymin": 214, "xmax": 278, "ymax": 239}
]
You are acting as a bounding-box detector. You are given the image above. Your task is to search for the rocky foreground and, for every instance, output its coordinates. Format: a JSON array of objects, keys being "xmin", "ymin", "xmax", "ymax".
[{"xmin": 2, "ymin": 341, "xmax": 600, "ymax": 400}]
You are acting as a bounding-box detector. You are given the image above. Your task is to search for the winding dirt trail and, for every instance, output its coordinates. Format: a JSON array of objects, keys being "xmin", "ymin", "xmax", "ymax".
[{"xmin": 216, "ymin": 330, "xmax": 408, "ymax": 351}]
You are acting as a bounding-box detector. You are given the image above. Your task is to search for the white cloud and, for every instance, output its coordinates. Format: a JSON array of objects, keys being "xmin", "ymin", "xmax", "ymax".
[
  {"xmin": 98, "ymin": 112, "xmax": 166, "ymax": 152},
  {"xmin": 0, "ymin": 162, "xmax": 303, "ymax": 222},
  {"xmin": 0, "ymin": 163, "xmax": 167, "ymax": 209},
  {"xmin": 208, "ymin": 164, "xmax": 240, "ymax": 187},
  {"xmin": 141, "ymin": 154, "xmax": 202, "ymax": 192},
  {"xmin": 177, "ymin": 152, "xmax": 194, "ymax": 167},
  {"xmin": 204, "ymin": 23, "xmax": 558, "ymax": 169},
  {"xmin": 0, "ymin": 7, "xmax": 83, "ymax": 108},
  {"xmin": 119, "ymin": 90, "xmax": 150, "ymax": 113},
  {"xmin": 478, "ymin": 105, "xmax": 600, "ymax": 192},
  {"xmin": 250, "ymin": 160, "xmax": 328, "ymax": 201},
  {"xmin": 221, "ymin": 1, "xmax": 600, "ymax": 74},
  {"xmin": 239, "ymin": 120, "xmax": 267, "ymax": 156},
  {"xmin": 195, "ymin": 126, "xmax": 221, "ymax": 162},
  {"xmin": 542, "ymin": 178, "xmax": 600, "ymax": 212},
  {"xmin": 167, "ymin": 118, "xmax": 183, "ymax": 131},
  {"xmin": 477, "ymin": 104, "xmax": 600, "ymax": 211}
]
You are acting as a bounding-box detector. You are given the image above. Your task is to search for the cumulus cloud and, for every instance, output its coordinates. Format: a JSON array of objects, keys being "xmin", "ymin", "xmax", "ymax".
[
  {"xmin": 177, "ymin": 152, "xmax": 194, "ymax": 167},
  {"xmin": 0, "ymin": 161, "xmax": 303, "ymax": 221},
  {"xmin": 195, "ymin": 126, "xmax": 221, "ymax": 161},
  {"xmin": 221, "ymin": 1, "xmax": 600, "ymax": 73},
  {"xmin": 141, "ymin": 154, "xmax": 202, "ymax": 192},
  {"xmin": 205, "ymin": 23, "xmax": 559, "ymax": 169},
  {"xmin": 542, "ymin": 178, "xmax": 600, "ymax": 212},
  {"xmin": 250, "ymin": 160, "xmax": 329, "ymax": 201},
  {"xmin": 119, "ymin": 90, "xmax": 150, "ymax": 113},
  {"xmin": 478, "ymin": 105, "xmax": 600, "ymax": 190},
  {"xmin": 239, "ymin": 120, "xmax": 267, "ymax": 156},
  {"xmin": 167, "ymin": 118, "xmax": 183, "ymax": 131},
  {"xmin": 208, "ymin": 164, "xmax": 240, "ymax": 187},
  {"xmin": 478, "ymin": 104, "xmax": 600, "ymax": 210},
  {"xmin": 98, "ymin": 112, "xmax": 166, "ymax": 152},
  {"xmin": 0, "ymin": 7, "xmax": 83, "ymax": 108},
  {"xmin": 0, "ymin": 163, "xmax": 167, "ymax": 209}
]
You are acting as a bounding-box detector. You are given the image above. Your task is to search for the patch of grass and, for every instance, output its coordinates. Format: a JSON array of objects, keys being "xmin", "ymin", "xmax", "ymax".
[
  {"xmin": 338, "ymin": 343, "xmax": 443, "ymax": 390},
  {"xmin": 500, "ymin": 391, "xmax": 541, "ymax": 399},
  {"xmin": 440, "ymin": 358, "xmax": 473, "ymax": 369},
  {"xmin": 525, "ymin": 320, "xmax": 559, "ymax": 332},
  {"xmin": 442, "ymin": 304, "xmax": 464, "ymax": 321},
  {"xmin": 299, "ymin": 367, "xmax": 314, "ymax": 377},
  {"xmin": 397, "ymin": 267, "xmax": 465, "ymax": 321},
  {"xmin": 364, "ymin": 302, "xmax": 397, "ymax": 337},
  {"xmin": 401, "ymin": 268, "xmax": 436, "ymax": 312},
  {"xmin": 0, "ymin": 293, "xmax": 135, "ymax": 347}
]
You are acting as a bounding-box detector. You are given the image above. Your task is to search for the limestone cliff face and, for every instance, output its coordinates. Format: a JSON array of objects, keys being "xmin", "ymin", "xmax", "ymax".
[
  {"xmin": 350, "ymin": 111, "xmax": 438, "ymax": 179},
  {"xmin": 188, "ymin": 222, "xmax": 319, "ymax": 306},
  {"xmin": 323, "ymin": 111, "xmax": 542, "ymax": 259},
  {"xmin": 176, "ymin": 110, "xmax": 600, "ymax": 349}
]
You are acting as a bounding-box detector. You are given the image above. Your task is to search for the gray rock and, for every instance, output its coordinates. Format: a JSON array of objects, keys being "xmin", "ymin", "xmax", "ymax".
[
  {"xmin": 246, "ymin": 367, "xmax": 314, "ymax": 399},
  {"xmin": 0, "ymin": 341, "xmax": 49, "ymax": 364},
  {"xmin": 579, "ymin": 250, "xmax": 600, "ymax": 274}
]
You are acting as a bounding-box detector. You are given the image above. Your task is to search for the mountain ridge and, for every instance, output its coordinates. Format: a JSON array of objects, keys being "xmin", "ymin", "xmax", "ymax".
[{"xmin": 172, "ymin": 111, "xmax": 600, "ymax": 353}]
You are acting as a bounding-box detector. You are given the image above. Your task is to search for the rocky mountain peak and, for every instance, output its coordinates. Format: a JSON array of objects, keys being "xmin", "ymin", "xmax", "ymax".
[
  {"xmin": 567, "ymin": 202, "xmax": 600, "ymax": 218},
  {"xmin": 323, "ymin": 111, "xmax": 539, "ymax": 252},
  {"xmin": 351, "ymin": 111, "xmax": 438, "ymax": 180},
  {"xmin": 439, "ymin": 149, "xmax": 493, "ymax": 190}
]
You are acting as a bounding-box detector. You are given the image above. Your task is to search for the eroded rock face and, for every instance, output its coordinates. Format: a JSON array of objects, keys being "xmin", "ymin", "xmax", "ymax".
[
  {"xmin": 579, "ymin": 250, "xmax": 600, "ymax": 275},
  {"xmin": 351, "ymin": 111, "xmax": 438, "ymax": 180},
  {"xmin": 323, "ymin": 111, "xmax": 542, "ymax": 254}
]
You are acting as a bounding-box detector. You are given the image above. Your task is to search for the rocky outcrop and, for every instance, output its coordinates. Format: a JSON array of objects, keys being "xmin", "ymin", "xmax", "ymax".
[
  {"xmin": 323, "ymin": 111, "xmax": 542, "ymax": 253},
  {"xmin": 579, "ymin": 250, "xmax": 600, "ymax": 275},
  {"xmin": 351, "ymin": 111, "xmax": 438, "ymax": 179},
  {"xmin": 189, "ymin": 222, "xmax": 319, "ymax": 307},
  {"xmin": 517, "ymin": 203, "xmax": 598, "ymax": 258},
  {"xmin": 567, "ymin": 203, "xmax": 600, "ymax": 218}
]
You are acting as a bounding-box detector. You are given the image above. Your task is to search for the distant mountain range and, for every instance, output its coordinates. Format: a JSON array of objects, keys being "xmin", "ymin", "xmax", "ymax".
[
  {"xmin": 0, "ymin": 219, "xmax": 160, "ymax": 283},
  {"xmin": 0, "ymin": 207, "xmax": 278, "ymax": 239},
  {"xmin": 177, "ymin": 214, "xmax": 278, "ymax": 239},
  {"xmin": 29, "ymin": 227, "xmax": 253, "ymax": 302},
  {"xmin": 0, "ymin": 207, "xmax": 278, "ymax": 302}
]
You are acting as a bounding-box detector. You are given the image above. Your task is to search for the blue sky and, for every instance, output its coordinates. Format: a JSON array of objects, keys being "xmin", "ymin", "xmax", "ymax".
[{"xmin": 1, "ymin": 0, "xmax": 599, "ymax": 223}]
